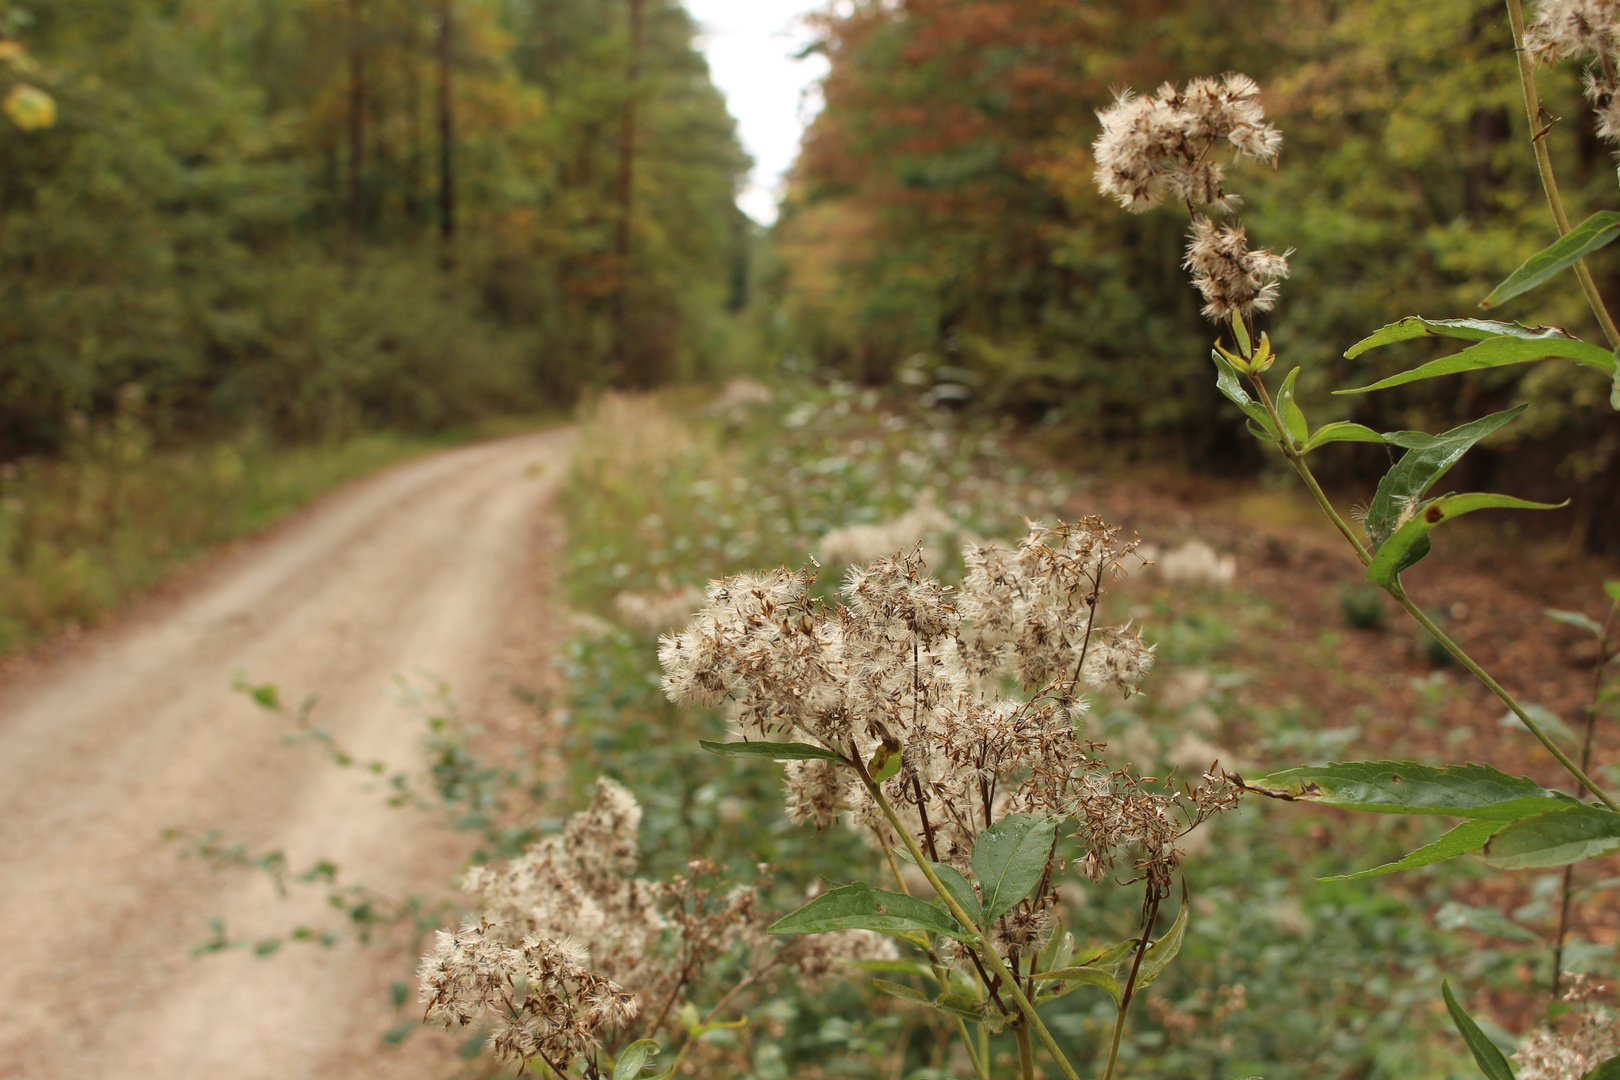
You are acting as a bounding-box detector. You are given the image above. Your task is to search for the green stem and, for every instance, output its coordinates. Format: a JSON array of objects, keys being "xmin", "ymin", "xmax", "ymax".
[
  {"xmin": 1504, "ymin": 0, "xmax": 1620, "ymax": 348},
  {"xmin": 1248, "ymin": 373, "xmax": 1371, "ymax": 565},
  {"xmin": 1016, "ymin": 1020, "xmax": 1038, "ymax": 1080},
  {"xmin": 1389, "ymin": 581, "xmax": 1620, "ymax": 811},
  {"xmin": 876, "ymin": 826, "xmax": 990, "ymax": 1080},
  {"xmin": 854, "ymin": 766, "xmax": 1083, "ymax": 1080}
]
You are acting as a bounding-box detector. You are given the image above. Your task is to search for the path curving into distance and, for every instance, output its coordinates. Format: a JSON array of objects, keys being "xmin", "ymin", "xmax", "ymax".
[{"xmin": 0, "ymin": 429, "xmax": 573, "ymax": 1079}]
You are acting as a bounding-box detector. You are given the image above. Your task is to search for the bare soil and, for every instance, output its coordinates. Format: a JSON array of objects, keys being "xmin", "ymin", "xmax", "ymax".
[{"xmin": 0, "ymin": 430, "xmax": 572, "ymax": 1080}]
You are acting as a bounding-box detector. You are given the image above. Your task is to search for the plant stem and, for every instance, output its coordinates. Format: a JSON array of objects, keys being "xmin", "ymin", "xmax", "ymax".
[
  {"xmin": 1101, "ymin": 892, "xmax": 1161, "ymax": 1080},
  {"xmin": 1503, "ymin": 0, "xmax": 1620, "ymax": 348},
  {"xmin": 877, "ymin": 823, "xmax": 990, "ymax": 1080},
  {"xmin": 1389, "ymin": 582, "xmax": 1620, "ymax": 811},
  {"xmin": 1248, "ymin": 374, "xmax": 1372, "ymax": 565},
  {"xmin": 1552, "ymin": 600, "xmax": 1617, "ymax": 998},
  {"xmin": 1016, "ymin": 1020, "xmax": 1038, "ymax": 1080},
  {"xmin": 853, "ymin": 765, "xmax": 1083, "ymax": 1080}
]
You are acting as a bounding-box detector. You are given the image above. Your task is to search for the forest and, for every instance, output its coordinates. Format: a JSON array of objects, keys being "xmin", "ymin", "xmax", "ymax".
[{"xmin": 2, "ymin": 2, "xmax": 1620, "ymax": 1080}]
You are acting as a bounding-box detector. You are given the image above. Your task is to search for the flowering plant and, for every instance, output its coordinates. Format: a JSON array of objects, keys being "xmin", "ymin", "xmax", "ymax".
[{"xmin": 1092, "ymin": 3, "xmax": 1620, "ymax": 1074}]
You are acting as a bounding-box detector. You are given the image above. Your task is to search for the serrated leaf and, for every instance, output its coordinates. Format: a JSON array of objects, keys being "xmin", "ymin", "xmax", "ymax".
[
  {"xmin": 1338, "ymin": 338, "xmax": 1615, "ymax": 395},
  {"xmin": 970, "ymin": 814, "xmax": 1057, "ymax": 923},
  {"xmin": 1319, "ymin": 819, "xmax": 1500, "ymax": 880},
  {"xmin": 1364, "ymin": 406, "xmax": 1528, "ymax": 552},
  {"xmin": 871, "ymin": 979, "xmax": 931, "ymax": 1006},
  {"xmin": 613, "ymin": 1040, "xmax": 662, "ymax": 1080},
  {"xmin": 699, "ymin": 739, "xmax": 846, "ymax": 763},
  {"xmin": 1442, "ymin": 981, "xmax": 1517, "ymax": 1080},
  {"xmin": 1546, "ymin": 608, "xmax": 1606, "ymax": 637},
  {"xmin": 768, "ymin": 883, "xmax": 965, "ymax": 939},
  {"xmin": 1303, "ymin": 421, "xmax": 1387, "ymax": 451},
  {"xmin": 1482, "ymin": 211, "xmax": 1620, "ymax": 309},
  {"xmin": 1481, "ymin": 806, "xmax": 1620, "ymax": 870},
  {"xmin": 1132, "ymin": 890, "xmax": 1190, "ymax": 993},
  {"xmin": 929, "ymin": 862, "xmax": 984, "ymax": 927},
  {"xmin": 1367, "ymin": 492, "xmax": 1566, "ymax": 586},
  {"xmin": 1211, "ymin": 350, "xmax": 1278, "ymax": 436},
  {"xmin": 1238, "ymin": 761, "xmax": 1577, "ymax": 819},
  {"xmin": 1345, "ymin": 317, "xmax": 1585, "ymax": 359},
  {"xmin": 1032, "ymin": 965, "xmax": 1123, "ymax": 1005}
]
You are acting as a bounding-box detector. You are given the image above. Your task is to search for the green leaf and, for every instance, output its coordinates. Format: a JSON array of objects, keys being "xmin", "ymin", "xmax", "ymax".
[
  {"xmin": 1434, "ymin": 901, "xmax": 1544, "ymax": 943},
  {"xmin": 698, "ymin": 739, "xmax": 846, "ymax": 763},
  {"xmin": 1546, "ymin": 608, "xmax": 1606, "ymax": 637},
  {"xmin": 848, "ymin": 958, "xmax": 939, "ymax": 979},
  {"xmin": 613, "ymin": 1040, "xmax": 662, "ymax": 1080},
  {"xmin": 1337, "ymin": 338, "xmax": 1615, "ymax": 395},
  {"xmin": 1278, "ymin": 367, "xmax": 1308, "ymax": 447},
  {"xmin": 1303, "ymin": 421, "xmax": 1388, "ymax": 451},
  {"xmin": 1132, "ymin": 889, "xmax": 1190, "ymax": 993},
  {"xmin": 1319, "ymin": 819, "xmax": 1500, "ymax": 880},
  {"xmin": 1211, "ymin": 350, "xmax": 1278, "ymax": 437},
  {"xmin": 1442, "ymin": 981, "xmax": 1517, "ymax": 1080},
  {"xmin": 1238, "ymin": 761, "xmax": 1577, "ymax": 819},
  {"xmin": 1364, "ymin": 406, "xmax": 1528, "ymax": 552},
  {"xmin": 869, "ymin": 743, "xmax": 902, "ymax": 783},
  {"xmin": 768, "ymin": 883, "xmax": 966, "ymax": 939},
  {"xmin": 1367, "ymin": 492, "xmax": 1566, "ymax": 587},
  {"xmin": 1345, "ymin": 316, "xmax": 1586, "ymax": 359},
  {"xmin": 1582, "ymin": 1055, "xmax": 1620, "ymax": 1080},
  {"xmin": 1606, "ymin": 581, "xmax": 1620, "ymax": 603},
  {"xmin": 1073, "ymin": 938, "xmax": 1137, "ymax": 971},
  {"xmin": 1481, "ymin": 806, "xmax": 1620, "ymax": 870},
  {"xmin": 1482, "ymin": 211, "xmax": 1620, "ymax": 309},
  {"xmin": 969, "ymin": 814, "xmax": 1057, "ymax": 922},
  {"xmin": 930, "ymin": 862, "xmax": 984, "ymax": 927},
  {"xmin": 871, "ymin": 979, "xmax": 931, "ymax": 1006},
  {"xmin": 1230, "ymin": 311, "xmax": 1252, "ymax": 357},
  {"xmin": 1037, "ymin": 928, "xmax": 1076, "ymax": 975},
  {"xmin": 1032, "ymin": 965, "xmax": 1123, "ymax": 1006},
  {"xmin": 933, "ymin": 992, "xmax": 995, "ymax": 1023}
]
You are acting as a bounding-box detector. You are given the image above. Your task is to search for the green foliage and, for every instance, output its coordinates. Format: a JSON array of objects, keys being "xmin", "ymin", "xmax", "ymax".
[
  {"xmin": 768, "ymin": 883, "xmax": 965, "ymax": 940},
  {"xmin": 969, "ymin": 813, "xmax": 1057, "ymax": 923},
  {"xmin": 1442, "ymin": 981, "xmax": 1517, "ymax": 1080},
  {"xmin": 1481, "ymin": 211, "xmax": 1620, "ymax": 309},
  {"xmin": 1240, "ymin": 761, "xmax": 1578, "ymax": 819}
]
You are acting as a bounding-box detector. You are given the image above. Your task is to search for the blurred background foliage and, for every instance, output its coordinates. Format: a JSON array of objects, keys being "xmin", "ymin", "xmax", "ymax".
[
  {"xmin": 768, "ymin": 0, "xmax": 1620, "ymax": 552},
  {"xmin": 0, "ymin": 0, "xmax": 750, "ymax": 459}
]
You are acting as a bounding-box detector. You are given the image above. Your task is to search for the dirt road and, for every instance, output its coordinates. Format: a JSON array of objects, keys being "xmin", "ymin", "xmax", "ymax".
[{"xmin": 0, "ymin": 430, "xmax": 572, "ymax": 1079}]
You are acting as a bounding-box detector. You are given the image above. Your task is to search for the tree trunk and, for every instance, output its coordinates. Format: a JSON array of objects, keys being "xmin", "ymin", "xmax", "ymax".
[
  {"xmin": 437, "ymin": 0, "xmax": 456, "ymax": 265},
  {"xmin": 613, "ymin": 0, "xmax": 645, "ymax": 376},
  {"xmin": 347, "ymin": 0, "xmax": 365, "ymax": 236}
]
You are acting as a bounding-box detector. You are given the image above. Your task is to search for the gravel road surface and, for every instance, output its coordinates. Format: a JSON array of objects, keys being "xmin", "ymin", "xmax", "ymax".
[{"xmin": 0, "ymin": 430, "xmax": 572, "ymax": 1079}]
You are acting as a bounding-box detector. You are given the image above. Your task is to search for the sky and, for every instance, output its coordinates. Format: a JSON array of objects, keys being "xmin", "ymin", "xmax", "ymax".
[{"xmin": 682, "ymin": 0, "xmax": 840, "ymax": 225}]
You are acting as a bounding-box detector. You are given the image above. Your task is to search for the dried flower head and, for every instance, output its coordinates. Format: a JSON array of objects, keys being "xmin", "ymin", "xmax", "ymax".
[
  {"xmin": 1183, "ymin": 215, "xmax": 1292, "ymax": 321},
  {"xmin": 1514, "ymin": 977, "xmax": 1619, "ymax": 1080},
  {"xmin": 1093, "ymin": 73, "xmax": 1282, "ymax": 213},
  {"xmin": 1525, "ymin": 0, "xmax": 1620, "ymax": 63},
  {"xmin": 659, "ymin": 518, "xmax": 1243, "ymax": 965}
]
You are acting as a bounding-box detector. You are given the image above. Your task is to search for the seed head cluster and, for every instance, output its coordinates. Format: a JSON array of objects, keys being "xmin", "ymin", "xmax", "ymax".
[
  {"xmin": 1514, "ymin": 976, "xmax": 1619, "ymax": 1080},
  {"xmin": 659, "ymin": 519, "xmax": 1241, "ymax": 960},
  {"xmin": 1526, "ymin": 1, "xmax": 1620, "ymax": 144},
  {"xmin": 1093, "ymin": 73, "xmax": 1290, "ymax": 322}
]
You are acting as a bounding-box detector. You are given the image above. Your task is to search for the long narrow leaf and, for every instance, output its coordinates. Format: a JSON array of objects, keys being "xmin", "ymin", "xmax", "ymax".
[
  {"xmin": 1211, "ymin": 350, "xmax": 1278, "ymax": 436},
  {"xmin": 1345, "ymin": 317, "xmax": 1584, "ymax": 359},
  {"xmin": 1481, "ymin": 805, "xmax": 1620, "ymax": 870},
  {"xmin": 1237, "ymin": 761, "xmax": 1577, "ymax": 818},
  {"xmin": 1132, "ymin": 889, "xmax": 1191, "ymax": 993},
  {"xmin": 1303, "ymin": 421, "xmax": 1387, "ymax": 451},
  {"xmin": 1336, "ymin": 338, "xmax": 1615, "ymax": 395},
  {"xmin": 1319, "ymin": 819, "xmax": 1500, "ymax": 880},
  {"xmin": 699, "ymin": 739, "xmax": 847, "ymax": 763},
  {"xmin": 1481, "ymin": 211, "xmax": 1620, "ymax": 309},
  {"xmin": 1367, "ymin": 492, "xmax": 1566, "ymax": 586},
  {"xmin": 1442, "ymin": 981, "xmax": 1517, "ymax": 1080},
  {"xmin": 1364, "ymin": 406, "xmax": 1528, "ymax": 551},
  {"xmin": 768, "ymin": 883, "xmax": 965, "ymax": 939}
]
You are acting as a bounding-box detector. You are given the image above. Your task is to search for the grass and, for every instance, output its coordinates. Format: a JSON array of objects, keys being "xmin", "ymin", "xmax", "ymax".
[{"xmin": 0, "ymin": 417, "xmax": 547, "ymax": 657}]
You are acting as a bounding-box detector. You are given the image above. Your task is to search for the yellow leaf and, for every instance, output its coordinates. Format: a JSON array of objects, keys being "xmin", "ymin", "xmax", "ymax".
[{"xmin": 3, "ymin": 83, "xmax": 56, "ymax": 131}]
